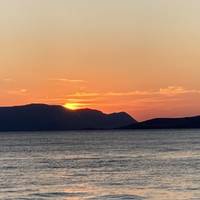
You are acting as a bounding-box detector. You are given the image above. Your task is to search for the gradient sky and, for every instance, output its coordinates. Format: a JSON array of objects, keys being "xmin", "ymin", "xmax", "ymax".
[{"xmin": 0, "ymin": 0, "xmax": 200, "ymax": 121}]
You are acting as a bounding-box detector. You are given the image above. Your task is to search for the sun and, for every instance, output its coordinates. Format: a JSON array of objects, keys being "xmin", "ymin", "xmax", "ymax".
[{"xmin": 63, "ymin": 103, "xmax": 81, "ymax": 110}]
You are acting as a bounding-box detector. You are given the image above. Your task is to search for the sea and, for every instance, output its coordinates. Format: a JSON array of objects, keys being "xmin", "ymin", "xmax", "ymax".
[{"xmin": 0, "ymin": 130, "xmax": 199, "ymax": 200}]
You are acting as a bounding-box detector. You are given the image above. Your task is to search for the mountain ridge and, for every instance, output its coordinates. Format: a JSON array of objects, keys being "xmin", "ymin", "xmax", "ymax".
[{"xmin": 0, "ymin": 104, "xmax": 136, "ymax": 131}]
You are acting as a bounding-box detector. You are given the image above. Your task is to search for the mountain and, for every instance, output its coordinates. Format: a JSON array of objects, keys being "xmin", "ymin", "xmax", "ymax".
[
  {"xmin": 0, "ymin": 104, "xmax": 136, "ymax": 131},
  {"xmin": 123, "ymin": 116, "xmax": 200, "ymax": 129}
]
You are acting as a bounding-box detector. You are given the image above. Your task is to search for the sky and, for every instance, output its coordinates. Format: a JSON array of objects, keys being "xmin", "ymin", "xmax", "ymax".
[{"xmin": 0, "ymin": 0, "xmax": 200, "ymax": 121}]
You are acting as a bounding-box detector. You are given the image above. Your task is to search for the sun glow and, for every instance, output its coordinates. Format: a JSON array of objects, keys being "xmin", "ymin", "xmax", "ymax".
[{"xmin": 63, "ymin": 103, "xmax": 82, "ymax": 110}]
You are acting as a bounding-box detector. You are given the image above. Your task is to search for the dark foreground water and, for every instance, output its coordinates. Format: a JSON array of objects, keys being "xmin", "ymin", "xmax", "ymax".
[{"xmin": 0, "ymin": 130, "xmax": 199, "ymax": 200}]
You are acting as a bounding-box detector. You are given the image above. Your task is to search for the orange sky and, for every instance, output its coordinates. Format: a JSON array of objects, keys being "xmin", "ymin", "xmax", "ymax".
[{"xmin": 0, "ymin": 1, "xmax": 200, "ymax": 121}]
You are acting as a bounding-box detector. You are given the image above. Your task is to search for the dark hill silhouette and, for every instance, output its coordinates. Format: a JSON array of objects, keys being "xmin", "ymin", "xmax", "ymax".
[
  {"xmin": 123, "ymin": 116, "xmax": 200, "ymax": 129},
  {"xmin": 0, "ymin": 104, "xmax": 136, "ymax": 131}
]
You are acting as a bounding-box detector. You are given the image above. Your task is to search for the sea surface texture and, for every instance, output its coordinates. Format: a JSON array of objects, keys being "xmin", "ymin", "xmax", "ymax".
[{"xmin": 0, "ymin": 130, "xmax": 199, "ymax": 200}]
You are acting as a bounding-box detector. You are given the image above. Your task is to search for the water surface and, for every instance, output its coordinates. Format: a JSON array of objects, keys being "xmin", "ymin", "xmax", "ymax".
[{"xmin": 0, "ymin": 130, "xmax": 199, "ymax": 200}]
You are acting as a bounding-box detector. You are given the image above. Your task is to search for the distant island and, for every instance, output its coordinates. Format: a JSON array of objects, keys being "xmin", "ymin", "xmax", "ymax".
[
  {"xmin": 123, "ymin": 116, "xmax": 200, "ymax": 129},
  {"xmin": 0, "ymin": 103, "xmax": 200, "ymax": 132}
]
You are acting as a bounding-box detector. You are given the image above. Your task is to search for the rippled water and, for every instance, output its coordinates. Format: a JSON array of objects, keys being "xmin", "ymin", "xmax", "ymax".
[{"xmin": 0, "ymin": 130, "xmax": 199, "ymax": 200}]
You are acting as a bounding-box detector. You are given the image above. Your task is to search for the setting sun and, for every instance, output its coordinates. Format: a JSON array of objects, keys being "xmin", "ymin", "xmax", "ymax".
[{"xmin": 63, "ymin": 103, "xmax": 82, "ymax": 110}]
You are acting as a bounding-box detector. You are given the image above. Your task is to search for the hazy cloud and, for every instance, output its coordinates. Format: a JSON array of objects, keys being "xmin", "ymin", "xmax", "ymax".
[
  {"xmin": 68, "ymin": 92, "xmax": 100, "ymax": 97},
  {"xmin": 67, "ymin": 86, "xmax": 200, "ymax": 99},
  {"xmin": 3, "ymin": 78, "xmax": 13, "ymax": 81},
  {"xmin": 105, "ymin": 91, "xmax": 152, "ymax": 96},
  {"xmin": 49, "ymin": 78, "xmax": 86, "ymax": 83},
  {"xmin": 158, "ymin": 86, "xmax": 200, "ymax": 96},
  {"xmin": 105, "ymin": 86, "xmax": 200, "ymax": 97},
  {"xmin": 1, "ymin": 78, "xmax": 14, "ymax": 83},
  {"xmin": 7, "ymin": 89, "xmax": 28, "ymax": 95}
]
